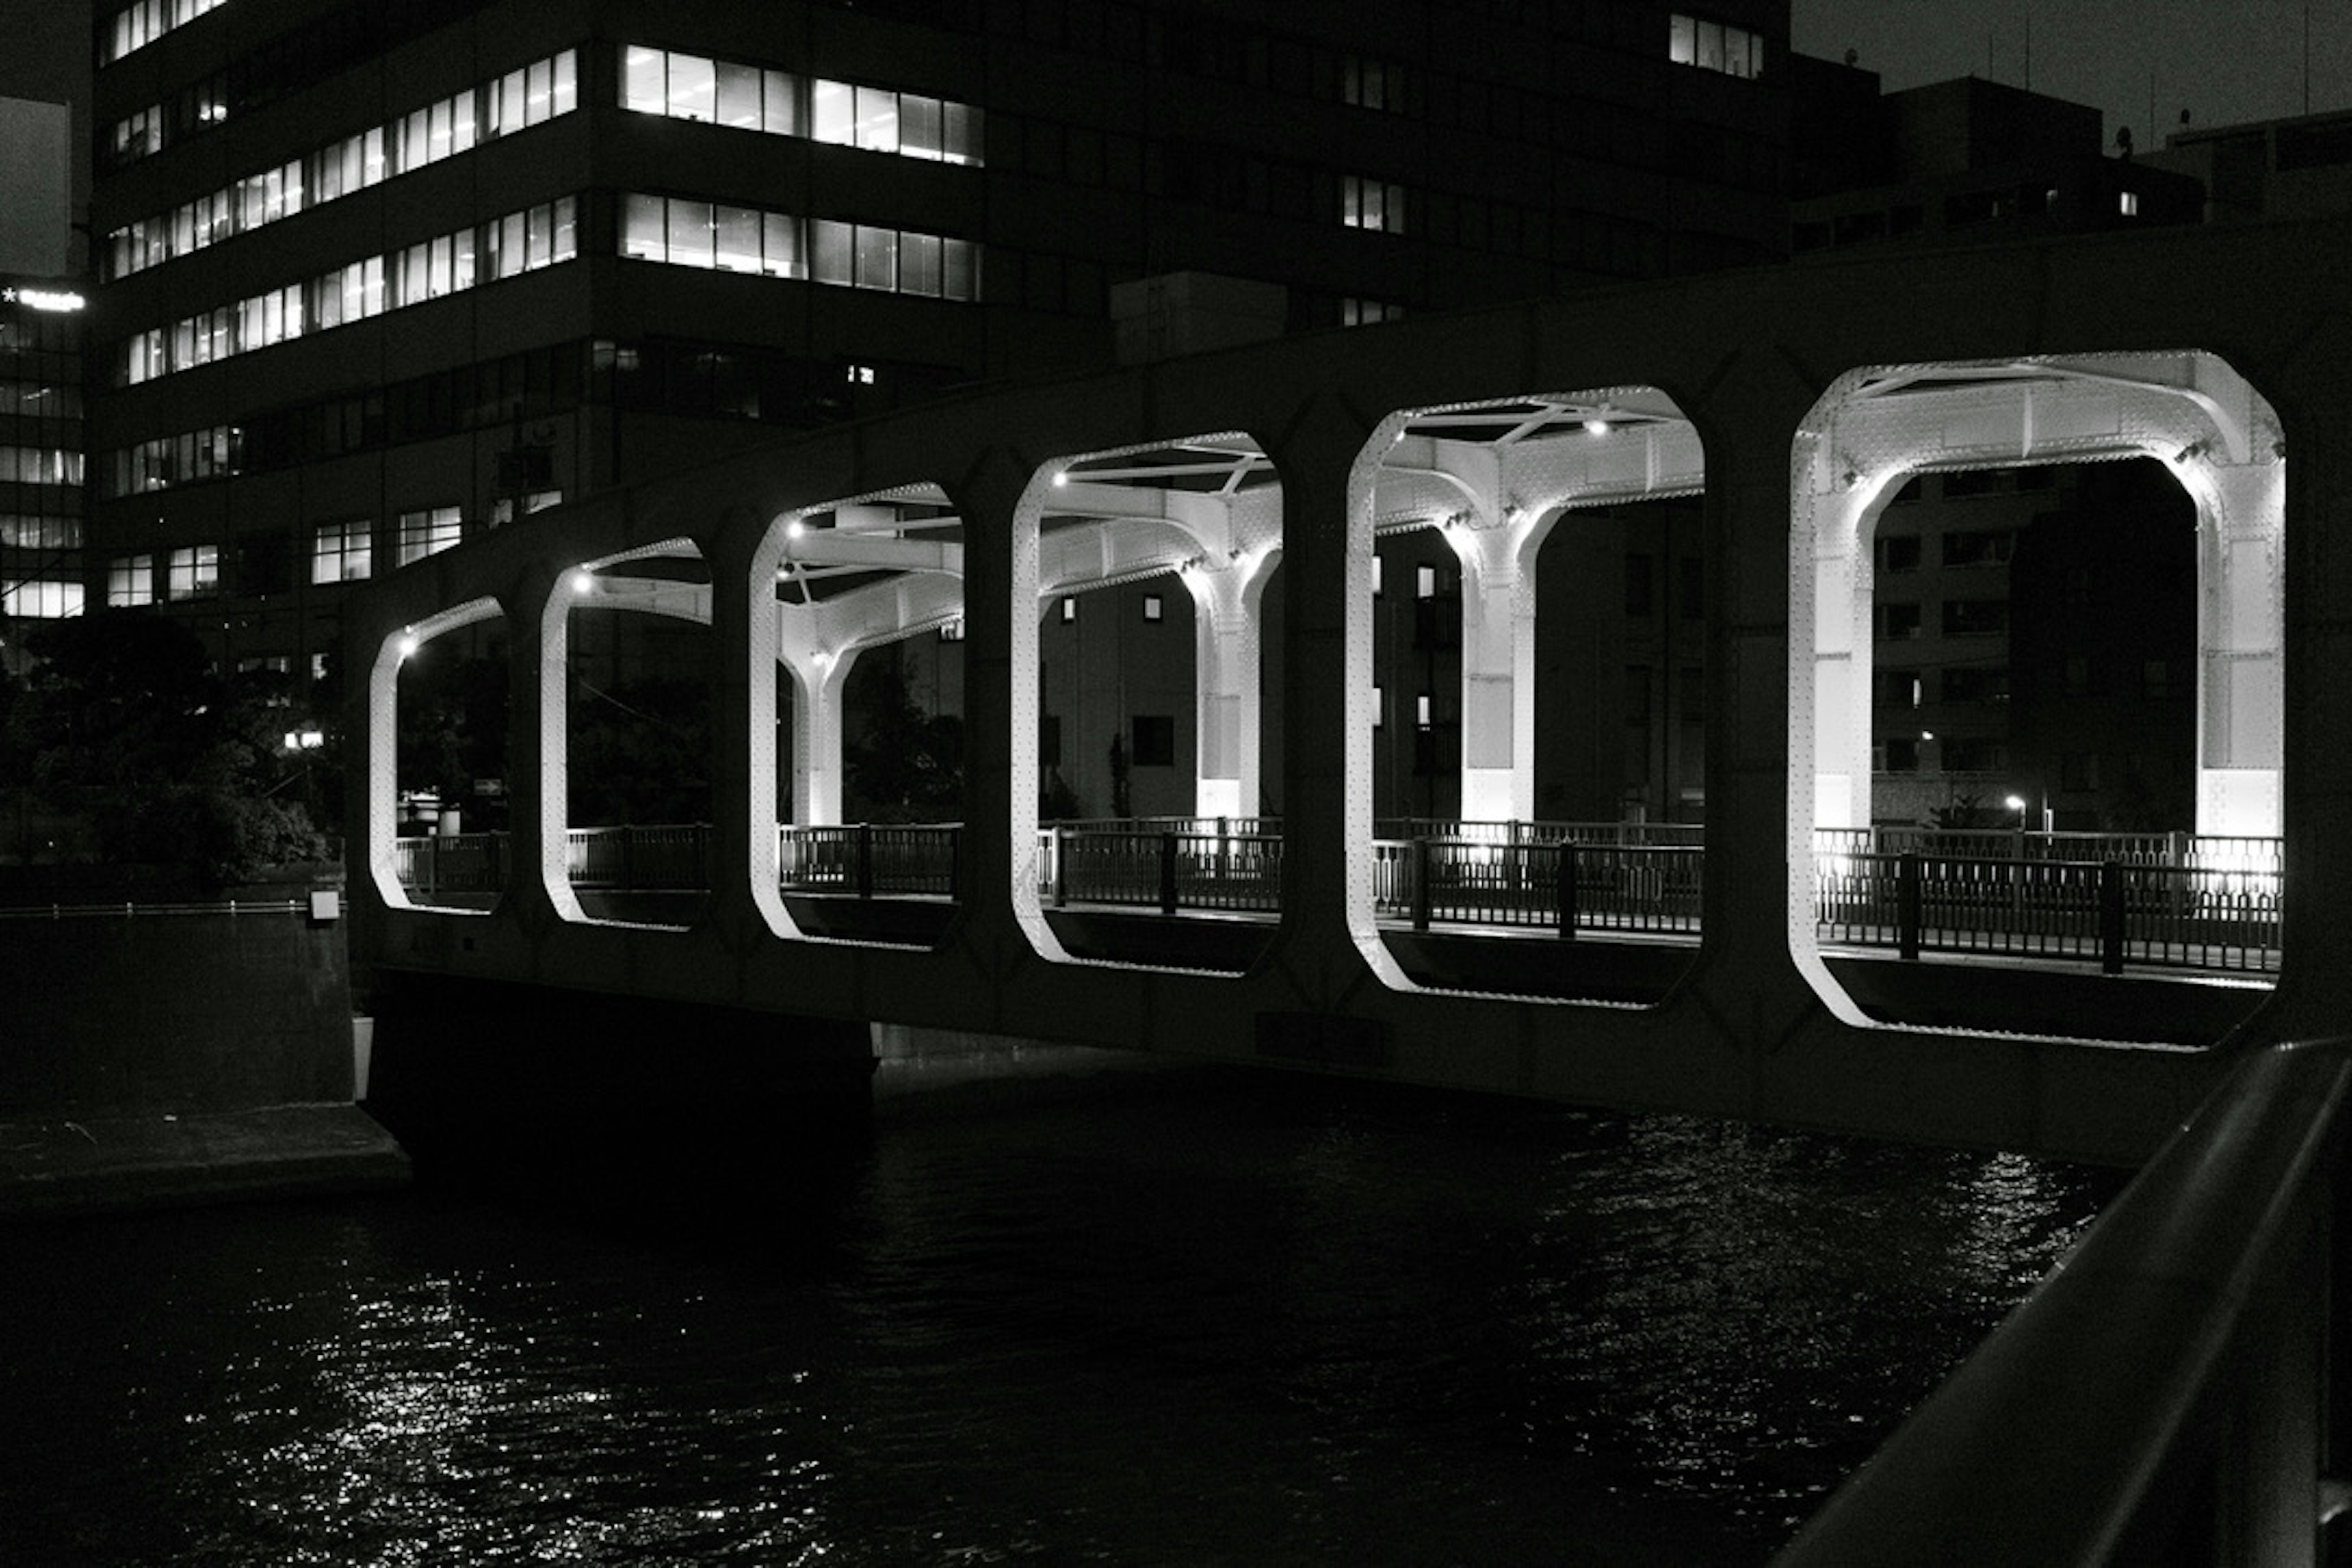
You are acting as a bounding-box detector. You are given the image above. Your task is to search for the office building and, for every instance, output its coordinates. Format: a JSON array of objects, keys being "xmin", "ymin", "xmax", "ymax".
[{"xmin": 86, "ymin": 0, "xmax": 1796, "ymax": 707}]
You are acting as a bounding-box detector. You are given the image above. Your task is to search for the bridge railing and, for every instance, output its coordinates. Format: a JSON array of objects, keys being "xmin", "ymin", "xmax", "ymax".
[
  {"xmin": 391, "ymin": 823, "xmax": 2282, "ymax": 971},
  {"xmin": 1368, "ymin": 838, "xmax": 1705, "ymax": 936},
  {"xmin": 1044, "ymin": 826, "xmax": 1284, "ymax": 914},
  {"xmin": 393, "ymin": 831, "xmax": 510, "ymax": 899},
  {"xmin": 1378, "ymin": 818, "xmax": 1709, "ymax": 850},
  {"xmin": 567, "ymin": 823, "xmax": 710, "ymax": 890},
  {"xmin": 778, "ymin": 824, "xmax": 961, "ymax": 898},
  {"xmin": 1774, "ymin": 1036, "xmax": 2352, "ymax": 1566},
  {"xmin": 1815, "ymin": 850, "xmax": 2282, "ymax": 974}
]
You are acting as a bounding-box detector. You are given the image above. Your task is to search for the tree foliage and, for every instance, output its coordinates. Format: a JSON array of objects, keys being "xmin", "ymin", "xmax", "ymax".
[
  {"xmin": 394, "ymin": 644, "xmax": 511, "ymax": 831},
  {"xmin": 845, "ymin": 665, "xmax": 963, "ymax": 823},
  {"xmin": 6, "ymin": 610, "xmax": 330, "ymax": 886},
  {"xmin": 568, "ymin": 674, "xmax": 712, "ymax": 826}
]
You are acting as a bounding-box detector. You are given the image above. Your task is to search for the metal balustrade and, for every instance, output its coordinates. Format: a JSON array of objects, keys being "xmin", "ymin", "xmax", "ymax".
[
  {"xmin": 388, "ymin": 821, "xmax": 2283, "ymax": 971},
  {"xmin": 1775, "ymin": 1035, "xmax": 2352, "ymax": 1566}
]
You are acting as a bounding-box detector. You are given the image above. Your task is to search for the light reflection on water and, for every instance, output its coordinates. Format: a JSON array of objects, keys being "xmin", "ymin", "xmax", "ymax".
[{"xmin": 0, "ymin": 1070, "xmax": 2117, "ymax": 1565}]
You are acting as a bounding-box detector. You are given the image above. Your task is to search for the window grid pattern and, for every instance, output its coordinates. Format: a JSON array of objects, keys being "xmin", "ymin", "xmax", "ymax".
[
  {"xmin": 620, "ymin": 194, "xmax": 979, "ymax": 300},
  {"xmin": 0, "ymin": 447, "xmax": 83, "ymax": 485},
  {"xmin": 396, "ymin": 506, "xmax": 463, "ymax": 566},
  {"xmin": 103, "ymin": 0, "xmax": 224, "ymax": 64},
  {"xmin": 1668, "ymin": 14, "xmax": 1764, "ymax": 78},
  {"xmin": 108, "ymin": 50, "xmax": 578, "ymax": 281},
  {"xmin": 108, "ymin": 553, "xmax": 155, "ymax": 607},
  {"xmin": 122, "ymin": 197, "xmax": 578, "ymax": 385},
  {"xmin": 0, "ymin": 579, "xmax": 83, "ymax": 618},
  {"xmin": 621, "ymin": 46, "xmax": 982, "ymax": 165},
  {"xmin": 0, "ymin": 514, "xmax": 82, "ymax": 549},
  {"xmin": 1341, "ymin": 176, "xmax": 1406, "ymax": 232},
  {"xmin": 165, "ymin": 544, "xmax": 220, "ymax": 601},
  {"xmin": 0, "ymin": 380, "xmax": 83, "ymax": 418},
  {"xmin": 312, "ymin": 518, "xmax": 374, "ymax": 584},
  {"xmin": 111, "ymin": 425, "xmax": 240, "ymax": 497}
]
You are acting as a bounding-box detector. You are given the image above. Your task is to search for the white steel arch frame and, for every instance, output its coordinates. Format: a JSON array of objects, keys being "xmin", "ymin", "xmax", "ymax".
[{"xmin": 347, "ymin": 215, "xmax": 2352, "ymax": 1162}]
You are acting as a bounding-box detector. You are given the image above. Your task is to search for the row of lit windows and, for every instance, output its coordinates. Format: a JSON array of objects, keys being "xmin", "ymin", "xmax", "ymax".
[
  {"xmin": 620, "ymin": 194, "xmax": 981, "ymax": 300},
  {"xmin": 110, "ymin": 424, "xmax": 239, "ymax": 497},
  {"xmin": 620, "ymin": 46, "xmax": 983, "ymax": 165},
  {"xmin": 0, "ymin": 579, "xmax": 84, "ymax": 618},
  {"xmin": 109, "ymin": 51, "xmax": 578, "ymax": 280},
  {"xmin": 0, "ymin": 514, "xmax": 81, "ymax": 549},
  {"xmin": 91, "ymin": 509, "xmax": 475, "ymax": 607},
  {"xmin": 0, "ymin": 447, "xmax": 81, "ymax": 486},
  {"xmin": 0, "ymin": 380, "xmax": 83, "ymax": 418},
  {"xmin": 103, "ymin": 0, "xmax": 223, "ymax": 64},
  {"xmin": 122, "ymin": 198, "xmax": 579, "ymax": 386},
  {"xmin": 96, "ymin": 545, "xmax": 219, "ymax": 608},
  {"xmin": 1668, "ymin": 14, "xmax": 1763, "ymax": 79}
]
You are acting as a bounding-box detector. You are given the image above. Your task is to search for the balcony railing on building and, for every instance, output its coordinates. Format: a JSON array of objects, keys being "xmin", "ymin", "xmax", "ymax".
[{"xmin": 391, "ymin": 821, "xmax": 2282, "ymax": 974}]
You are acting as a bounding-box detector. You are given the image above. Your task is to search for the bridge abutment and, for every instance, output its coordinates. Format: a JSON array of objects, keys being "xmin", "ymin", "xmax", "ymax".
[{"xmin": 361, "ymin": 970, "xmax": 877, "ymax": 1179}]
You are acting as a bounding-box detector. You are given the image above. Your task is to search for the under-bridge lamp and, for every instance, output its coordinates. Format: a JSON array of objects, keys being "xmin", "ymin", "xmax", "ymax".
[
  {"xmin": 1049, "ymin": 470, "xmax": 1069, "ymax": 488},
  {"xmin": 397, "ymin": 633, "xmax": 420, "ymax": 660},
  {"xmin": 568, "ymin": 568, "xmax": 595, "ymax": 595},
  {"xmin": 1583, "ymin": 417, "xmax": 1610, "ymax": 436},
  {"xmin": 811, "ymin": 649, "xmax": 837, "ymax": 674}
]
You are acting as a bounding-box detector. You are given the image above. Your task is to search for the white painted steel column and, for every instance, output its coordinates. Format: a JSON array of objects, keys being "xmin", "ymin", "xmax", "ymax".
[
  {"xmin": 1449, "ymin": 513, "xmax": 1551, "ymax": 823},
  {"xmin": 778, "ymin": 637, "xmax": 856, "ymax": 827},
  {"xmin": 514, "ymin": 567, "xmax": 585, "ymax": 923},
  {"xmin": 1184, "ymin": 555, "xmax": 1268, "ymax": 819},
  {"xmin": 1803, "ymin": 473, "xmax": 1887, "ymax": 833},
  {"xmin": 2187, "ymin": 454, "xmax": 2286, "ymax": 838}
]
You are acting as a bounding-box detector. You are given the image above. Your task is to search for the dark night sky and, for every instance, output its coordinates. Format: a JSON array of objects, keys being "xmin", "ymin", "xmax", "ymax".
[{"xmin": 1796, "ymin": 0, "xmax": 2352, "ymax": 149}]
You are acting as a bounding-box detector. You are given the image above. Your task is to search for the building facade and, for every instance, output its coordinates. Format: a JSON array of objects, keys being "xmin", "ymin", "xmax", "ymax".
[{"xmin": 83, "ymin": 0, "xmax": 1795, "ymax": 715}]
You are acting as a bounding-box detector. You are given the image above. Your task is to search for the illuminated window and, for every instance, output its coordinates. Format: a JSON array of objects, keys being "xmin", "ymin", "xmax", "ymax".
[
  {"xmin": 106, "ymin": 51, "xmax": 575, "ymax": 281},
  {"xmin": 0, "ymin": 513, "xmax": 80, "ymax": 548},
  {"xmin": 1669, "ymin": 14, "xmax": 1764, "ymax": 78},
  {"xmin": 124, "ymin": 197, "xmax": 575, "ymax": 382},
  {"xmin": 311, "ymin": 519, "xmax": 374, "ymax": 584},
  {"xmin": 1341, "ymin": 176, "xmax": 1406, "ymax": 232},
  {"xmin": 622, "ymin": 195, "xmax": 977, "ymax": 301},
  {"xmin": 1341, "ymin": 298, "xmax": 1404, "ymax": 326},
  {"xmin": 2119, "ymin": 190, "xmax": 2141, "ymax": 217},
  {"xmin": 622, "ymin": 47, "xmax": 981, "ymax": 164},
  {"xmin": 0, "ymin": 447, "xmax": 83, "ymax": 486},
  {"xmin": 165, "ymin": 543, "xmax": 220, "ymax": 600},
  {"xmin": 1, "ymin": 579, "xmax": 83, "ymax": 618},
  {"xmin": 108, "ymin": 554, "xmax": 154, "ymax": 607},
  {"xmin": 1342, "ymin": 55, "xmax": 1404, "ymax": 111},
  {"xmin": 1060, "ymin": 598, "xmax": 1077, "ymax": 623},
  {"xmin": 396, "ymin": 506, "xmax": 463, "ymax": 565},
  {"xmin": 1142, "ymin": 593, "xmax": 1164, "ymax": 622}
]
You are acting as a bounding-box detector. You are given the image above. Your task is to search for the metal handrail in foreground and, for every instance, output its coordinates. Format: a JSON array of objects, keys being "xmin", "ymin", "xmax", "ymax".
[{"xmin": 1774, "ymin": 1036, "xmax": 2352, "ymax": 1567}]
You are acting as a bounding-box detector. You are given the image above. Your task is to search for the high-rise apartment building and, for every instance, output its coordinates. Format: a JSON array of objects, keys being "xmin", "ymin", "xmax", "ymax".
[{"xmin": 85, "ymin": 0, "xmax": 1793, "ymax": 683}]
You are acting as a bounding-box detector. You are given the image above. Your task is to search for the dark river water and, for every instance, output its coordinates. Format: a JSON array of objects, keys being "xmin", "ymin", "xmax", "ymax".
[{"xmin": 0, "ymin": 1065, "xmax": 2120, "ymax": 1565}]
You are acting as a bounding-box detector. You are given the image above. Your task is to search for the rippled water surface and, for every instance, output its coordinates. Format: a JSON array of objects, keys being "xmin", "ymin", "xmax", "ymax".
[{"xmin": 0, "ymin": 1069, "xmax": 2120, "ymax": 1564}]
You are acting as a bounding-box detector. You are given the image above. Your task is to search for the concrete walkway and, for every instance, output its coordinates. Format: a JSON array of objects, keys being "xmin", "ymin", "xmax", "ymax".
[{"xmin": 0, "ymin": 1104, "xmax": 410, "ymax": 1218}]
